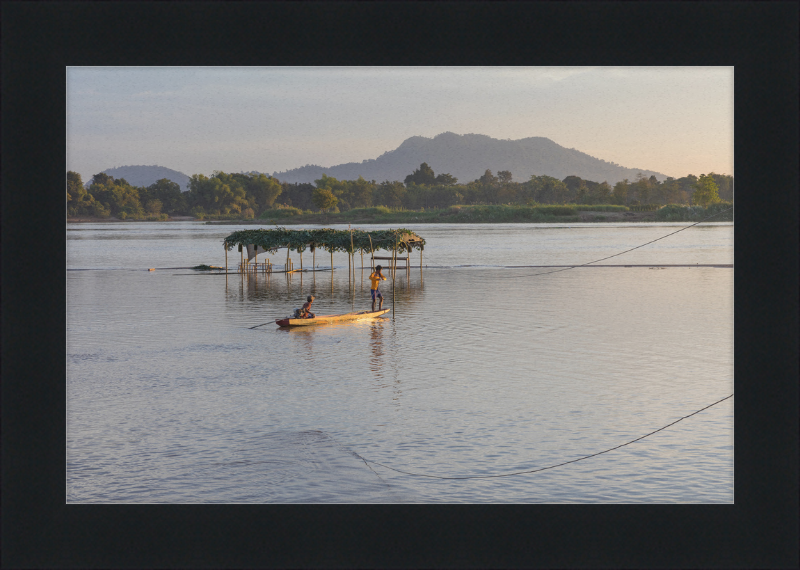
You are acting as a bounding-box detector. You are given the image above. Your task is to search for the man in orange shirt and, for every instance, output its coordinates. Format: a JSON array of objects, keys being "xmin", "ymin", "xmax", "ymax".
[{"xmin": 368, "ymin": 265, "xmax": 386, "ymax": 312}]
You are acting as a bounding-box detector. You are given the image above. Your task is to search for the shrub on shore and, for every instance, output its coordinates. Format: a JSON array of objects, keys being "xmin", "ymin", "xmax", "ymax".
[
  {"xmin": 654, "ymin": 202, "xmax": 733, "ymax": 222},
  {"xmin": 436, "ymin": 204, "xmax": 578, "ymax": 222},
  {"xmin": 575, "ymin": 204, "xmax": 629, "ymax": 212},
  {"xmin": 259, "ymin": 206, "xmax": 306, "ymax": 218}
]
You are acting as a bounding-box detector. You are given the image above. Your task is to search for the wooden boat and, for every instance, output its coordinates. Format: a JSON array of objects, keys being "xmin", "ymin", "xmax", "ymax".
[{"xmin": 275, "ymin": 308, "xmax": 390, "ymax": 327}]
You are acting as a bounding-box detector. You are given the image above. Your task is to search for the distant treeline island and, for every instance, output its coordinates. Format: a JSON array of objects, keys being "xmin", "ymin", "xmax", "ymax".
[{"xmin": 67, "ymin": 163, "xmax": 732, "ymax": 224}]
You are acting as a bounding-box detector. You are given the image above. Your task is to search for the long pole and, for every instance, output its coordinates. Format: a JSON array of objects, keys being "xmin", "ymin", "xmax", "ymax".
[
  {"xmin": 368, "ymin": 235, "xmax": 374, "ymax": 271},
  {"xmin": 349, "ymin": 225, "xmax": 355, "ymax": 287},
  {"xmin": 392, "ymin": 239, "xmax": 396, "ymax": 320}
]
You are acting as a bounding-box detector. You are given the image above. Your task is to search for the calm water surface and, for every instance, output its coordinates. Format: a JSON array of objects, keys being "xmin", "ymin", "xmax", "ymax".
[{"xmin": 67, "ymin": 222, "xmax": 733, "ymax": 503}]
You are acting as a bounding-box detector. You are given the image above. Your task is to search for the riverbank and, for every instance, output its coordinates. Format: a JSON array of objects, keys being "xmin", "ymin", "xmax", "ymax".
[{"xmin": 67, "ymin": 204, "xmax": 732, "ymax": 224}]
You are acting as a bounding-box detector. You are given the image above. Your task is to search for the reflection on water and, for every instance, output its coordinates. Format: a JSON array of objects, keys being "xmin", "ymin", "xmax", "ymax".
[
  {"xmin": 369, "ymin": 320, "xmax": 386, "ymax": 379},
  {"xmin": 226, "ymin": 263, "xmax": 425, "ymax": 322},
  {"xmin": 67, "ymin": 222, "xmax": 733, "ymax": 503}
]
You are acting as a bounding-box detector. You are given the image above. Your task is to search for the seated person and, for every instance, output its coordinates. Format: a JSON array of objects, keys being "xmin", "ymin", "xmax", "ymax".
[{"xmin": 299, "ymin": 295, "xmax": 315, "ymax": 318}]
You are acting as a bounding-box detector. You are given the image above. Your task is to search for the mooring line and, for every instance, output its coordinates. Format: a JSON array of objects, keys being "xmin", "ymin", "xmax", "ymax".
[
  {"xmin": 358, "ymin": 394, "xmax": 733, "ymax": 480},
  {"xmin": 420, "ymin": 206, "xmax": 732, "ymax": 278},
  {"xmin": 495, "ymin": 206, "xmax": 733, "ymax": 279},
  {"xmin": 326, "ymin": 433, "xmax": 393, "ymax": 488},
  {"xmin": 248, "ymin": 322, "xmax": 274, "ymax": 329}
]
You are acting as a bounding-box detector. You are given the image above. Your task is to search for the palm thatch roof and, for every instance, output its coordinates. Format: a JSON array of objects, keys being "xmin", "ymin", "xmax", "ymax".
[{"xmin": 223, "ymin": 227, "xmax": 425, "ymax": 255}]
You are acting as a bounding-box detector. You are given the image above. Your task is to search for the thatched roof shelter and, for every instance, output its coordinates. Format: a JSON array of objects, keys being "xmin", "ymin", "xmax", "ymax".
[{"xmin": 223, "ymin": 227, "xmax": 425, "ymax": 261}]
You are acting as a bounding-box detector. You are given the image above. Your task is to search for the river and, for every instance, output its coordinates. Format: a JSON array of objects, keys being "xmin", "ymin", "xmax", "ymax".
[{"xmin": 67, "ymin": 221, "xmax": 733, "ymax": 503}]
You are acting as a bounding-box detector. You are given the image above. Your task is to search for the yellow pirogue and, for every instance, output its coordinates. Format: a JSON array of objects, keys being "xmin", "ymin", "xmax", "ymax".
[{"xmin": 275, "ymin": 309, "xmax": 390, "ymax": 327}]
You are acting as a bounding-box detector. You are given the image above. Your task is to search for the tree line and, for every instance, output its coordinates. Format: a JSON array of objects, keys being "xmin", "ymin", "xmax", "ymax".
[{"xmin": 67, "ymin": 163, "xmax": 732, "ymax": 219}]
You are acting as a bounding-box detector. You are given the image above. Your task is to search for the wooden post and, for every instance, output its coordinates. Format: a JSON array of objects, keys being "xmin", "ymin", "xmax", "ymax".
[
  {"xmin": 330, "ymin": 249, "xmax": 333, "ymax": 272},
  {"xmin": 300, "ymin": 250, "xmax": 303, "ymax": 272},
  {"xmin": 391, "ymin": 242, "xmax": 396, "ymax": 318},
  {"xmin": 392, "ymin": 237, "xmax": 397, "ymax": 282},
  {"xmin": 241, "ymin": 246, "xmax": 243, "ymax": 274},
  {"xmin": 349, "ymin": 225, "xmax": 354, "ymax": 287},
  {"xmin": 225, "ymin": 245, "xmax": 228, "ymax": 274},
  {"xmin": 313, "ymin": 248, "xmax": 316, "ymax": 271}
]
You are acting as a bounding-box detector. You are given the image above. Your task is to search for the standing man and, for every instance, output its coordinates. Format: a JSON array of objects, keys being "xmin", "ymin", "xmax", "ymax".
[{"xmin": 369, "ymin": 265, "xmax": 386, "ymax": 312}]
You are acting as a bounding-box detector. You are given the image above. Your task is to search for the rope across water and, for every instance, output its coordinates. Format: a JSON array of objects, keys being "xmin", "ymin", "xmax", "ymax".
[
  {"xmin": 353, "ymin": 394, "xmax": 733, "ymax": 480},
  {"xmin": 418, "ymin": 206, "xmax": 732, "ymax": 273}
]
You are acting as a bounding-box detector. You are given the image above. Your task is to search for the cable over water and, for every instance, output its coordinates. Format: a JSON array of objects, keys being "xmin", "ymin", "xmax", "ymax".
[
  {"xmin": 497, "ymin": 206, "xmax": 733, "ymax": 279},
  {"xmin": 355, "ymin": 394, "xmax": 733, "ymax": 480},
  {"xmin": 418, "ymin": 206, "xmax": 732, "ymax": 276},
  {"xmin": 346, "ymin": 210, "xmax": 733, "ymax": 480}
]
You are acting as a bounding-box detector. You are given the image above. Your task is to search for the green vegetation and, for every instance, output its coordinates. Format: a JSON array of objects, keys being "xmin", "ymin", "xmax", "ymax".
[
  {"xmin": 258, "ymin": 205, "xmax": 311, "ymax": 218},
  {"xmin": 654, "ymin": 202, "xmax": 733, "ymax": 222},
  {"xmin": 245, "ymin": 204, "xmax": 594, "ymax": 225},
  {"xmin": 68, "ymin": 163, "xmax": 732, "ymax": 222},
  {"xmin": 67, "ymin": 171, "xmax": 186, "ymax": 219},
  {"xmin": 574, "ymin": 205, "xmax": 629, "ymax": 212},
  {"xmin": 691, "ymin": 173, "xmax": 722, "ymax": 206},
  {"xmin": 223, "ymin": 228, "xmax": 425, "ymax": 255}
]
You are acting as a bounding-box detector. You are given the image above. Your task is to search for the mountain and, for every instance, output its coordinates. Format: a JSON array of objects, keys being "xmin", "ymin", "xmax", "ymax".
[
  {"xmin": 272, "ymin": 132, "xmax": 667, "ymax": 185},
  {"xmin": 94, "ymin": 165, "xmax": 191, "ymax": 191}
]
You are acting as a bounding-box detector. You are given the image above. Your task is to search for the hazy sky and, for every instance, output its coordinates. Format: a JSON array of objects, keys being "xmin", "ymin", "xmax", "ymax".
[{"xmin": 67, "ymin": 66, "xmax": 733, "ymax": 181}]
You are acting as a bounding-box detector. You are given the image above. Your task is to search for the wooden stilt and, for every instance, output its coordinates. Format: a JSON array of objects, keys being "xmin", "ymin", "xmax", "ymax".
[
  {"xmin": 349, "ymin": 225, "xmax": 354, "ymax": 287},
  {"xmin": 392, "ymin": 239, "xmax": 396, "ymax": 282}
]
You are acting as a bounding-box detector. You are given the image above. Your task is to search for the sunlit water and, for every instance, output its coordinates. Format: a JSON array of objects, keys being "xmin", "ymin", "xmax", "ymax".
[{"xmin": 67, "ymin": 222, "xmax": 733, "ymax": 503}]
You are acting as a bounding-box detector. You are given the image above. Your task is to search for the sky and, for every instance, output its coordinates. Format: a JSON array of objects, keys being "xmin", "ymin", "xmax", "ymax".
[{"xmin": 67, "ymin": 66, "xmax": 733, "ymax": 181}]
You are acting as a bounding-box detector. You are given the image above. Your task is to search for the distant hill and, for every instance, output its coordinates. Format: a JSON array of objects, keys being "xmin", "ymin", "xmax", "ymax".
[
  {"xmin": 272, "ymin": 132, "xmax": 667, "ymax": 185},
  {"xmin": 92, "ymin": 165, "xmax": 191, "ymax": 191}
]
